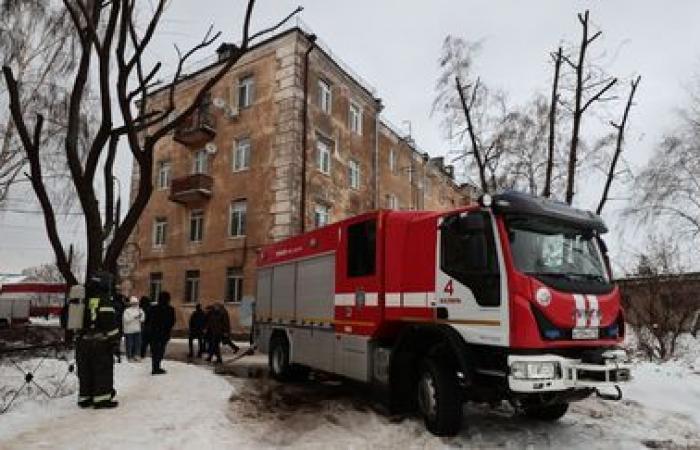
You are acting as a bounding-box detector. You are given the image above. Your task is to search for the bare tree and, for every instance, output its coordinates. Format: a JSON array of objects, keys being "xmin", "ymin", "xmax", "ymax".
[
  {"xmin": 21, "ymin": 248, "xmax": 85, "ymax": 282},
  {"xmin": 0, "ymin": 0, "xmax": 87, "ymax": 205},
  {"xmin": 562, "ymin": 10, "xmax": 618, "ymax": 205},
  {"xmin": 596, "ymin": 75, "xmax": 641, "ymax": 214},
  {"xmin": 2, "ymin": 0, "xmax": 302, "ymax": 285},
  {"xmin": 626, "ymin": 74, "xmax": 700, "ymax": 238},
  {"xmin": 542, "ymin": 47, "xmax": 562, "ymax": 198}
]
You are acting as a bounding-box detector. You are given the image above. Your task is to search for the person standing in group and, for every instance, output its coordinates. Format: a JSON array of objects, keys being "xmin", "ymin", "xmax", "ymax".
[
  {"xmin": 75, "ymin": 272, "xmax": 120, "ymax": 409},
  {"xmin": 149, "ymin": 291, "xmax": 175, "ymax": 375},
  {"xmin": 122, "ymin": 296, "xmax": 145, "ymax": 361},
  {"xmin": 139, "ymin": 296, "xmax": 152, "ymax": 358},
  {"xmin": 188, "ymin": 303, "xmax": 206, "ymax": 359},
  {"xmin": 206, "ymin": 303, "xmax": 239, "ymax": 364}
]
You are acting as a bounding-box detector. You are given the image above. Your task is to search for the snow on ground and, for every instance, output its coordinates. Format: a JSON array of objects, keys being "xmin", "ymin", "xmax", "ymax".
[{"xmin": 1, "ymin": 338, "xmax": 700, "ymax": 449}]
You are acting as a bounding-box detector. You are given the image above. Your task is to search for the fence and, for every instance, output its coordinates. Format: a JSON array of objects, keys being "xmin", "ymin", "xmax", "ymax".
[{"xmin": 0, "ymin": 327, "xmax": 76, "ymax": 415}]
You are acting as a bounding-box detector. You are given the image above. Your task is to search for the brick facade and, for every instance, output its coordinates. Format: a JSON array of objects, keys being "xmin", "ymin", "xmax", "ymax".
[{"xmin": 121, "ymin": 28, "xmax": 473, "ymax": 331}]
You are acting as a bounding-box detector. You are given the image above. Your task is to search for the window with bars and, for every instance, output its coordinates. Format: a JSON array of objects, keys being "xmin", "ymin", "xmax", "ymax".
[
  {"xmin": 189, "ymin": 209, "xmax": 204, "ymax": 242},
  {"xmin": 385, "ymin": 194, "xmax": 398, "ymax": 210},
  {"xmin": 184, "ymin": 270, "xmax": 200, "ymax": 304},
  {"xmin": 229, "ymin": 200, "xmax": 247, "ymax": 237},
  {"xmin": 153, "ymin": 217, "xmax": 167, "ymax": 247},
  {"xmin": 225, "ymin": 267, "xmax": 243, "ymax": 303},
  {"xmin": 233, "ymin": 137, "xmax": 251, "ymax": 171}
]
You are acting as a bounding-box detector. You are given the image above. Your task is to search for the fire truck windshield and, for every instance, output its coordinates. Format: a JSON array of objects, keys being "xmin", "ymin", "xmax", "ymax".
[{"xmin": 507, "ymin": 216, "xmax": 612, "ymax": 293}]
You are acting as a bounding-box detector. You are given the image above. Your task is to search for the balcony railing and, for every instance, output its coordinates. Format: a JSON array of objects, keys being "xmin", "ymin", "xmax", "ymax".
[
  {"xmin": 173, "ymin": 108, "xmax": 216, "ymax": 147},
  {"xmin": 169, "ymin": 173, "xmax": 213, "ymax": 205}
]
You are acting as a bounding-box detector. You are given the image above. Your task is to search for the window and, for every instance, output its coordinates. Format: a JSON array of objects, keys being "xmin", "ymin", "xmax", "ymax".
[
  {"xmin": 233, "ymin": 137, "xmax": 251, "ymax": 171},
  {"xmin": 389, "ymin": 149, "xmax": 398, "ymax": 175},
  {"xmin": 229, "ymin": 200, "xmax": 247, "ymax": 237},
  {"xmin": 440, "ymin": 212, "xmax": 500, "ymax": 306},
  {"xmin": 238, "ymin": 75, "xmax": 255, "ymax": 109},
  {"xmin": 149, "ymin": 273, "xmax": 163, "ymax": 302},
  {"xmin": 314, "ymin": 204, "xmax": 330, "ymax": 228},
  {"xmin": 348, "ymin": 160, "xmax": 360, "ymax": 189},
  {"xmin": 189, "ymin": 209, "xmax": 204, "ymax": 242},
  {"xmin": 184, "ymin": 270, "xmax": 200, "ymax": 303},
  {"xmin": 153, "ymin": 217, "xmax": 167, "ymax": 247},
  {"xmin": 347, "ymin": 220, "xmax": 377, "ymax": 277},
  {"xmin": 385, "ymin": 194, "xmax": 398, "ymax": 210},
  {"xmin": 349, "ymin": 102, "xmax": 362, "ymax": 134},
  {"xmin": 225, "ymin": 267, "xmax": 243, "ymax": 303},
  {"xmin": 192, "ymin": 149, "xmax": 208, "ymax": 174},
  {"xmin": 318, "ymin": 79, "xmax": 331, "ymax": 113},
  {"xmin": 424, "ymin": 178, "xmax": 431, "ymax": 197},
  {"xmin": 316, "ymin": 137, "xmax": 332, "ymax": 174},
  {"xmin": 156, "ymin": 161, "xmax": 170, "ymax": 189}
]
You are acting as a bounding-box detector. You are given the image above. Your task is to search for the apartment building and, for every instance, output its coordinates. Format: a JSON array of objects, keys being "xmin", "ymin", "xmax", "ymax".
[{"xmin": 120, "ymin": 27, "xmax": 473, "ymax": 331}]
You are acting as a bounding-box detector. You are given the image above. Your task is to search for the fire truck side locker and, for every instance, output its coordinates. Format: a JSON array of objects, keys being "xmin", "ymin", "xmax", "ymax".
[{"xmin": 256, "ymin": 250, "xmax": 372, "ymax": 382}]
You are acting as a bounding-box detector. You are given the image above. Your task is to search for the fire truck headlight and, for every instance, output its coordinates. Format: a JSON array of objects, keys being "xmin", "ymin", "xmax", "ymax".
[{"xmin": 510, "ymin": 361, "xmax": 560, "ymax": 380}]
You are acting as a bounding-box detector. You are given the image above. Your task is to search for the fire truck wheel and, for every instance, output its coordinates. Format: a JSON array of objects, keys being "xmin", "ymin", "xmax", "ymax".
[
  {"xmin": 417, "ymin": 357, "xmax": 462, "ymax": 436},
  {"xmin": 523, "ymin": 402, "xmax": 569, "ymax": 421},
  {"xmin": 269, "ymin": 334, "xmax": 292, "ymax": 381}
]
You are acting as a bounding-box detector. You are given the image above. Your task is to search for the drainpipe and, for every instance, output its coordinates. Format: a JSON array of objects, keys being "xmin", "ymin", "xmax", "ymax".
[
  {"xmin": 373, "ymin": 99, "xmax": 383, "ymax": 210},
  {"xmin": 300, "ymin": 33, "xmax": 317, "ymax": 234}
]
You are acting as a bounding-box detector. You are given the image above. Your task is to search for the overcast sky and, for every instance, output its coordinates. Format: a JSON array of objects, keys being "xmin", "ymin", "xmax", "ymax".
[{"xmin": 2, "ymin": 0, "xmax": 700, "ymax": 274}]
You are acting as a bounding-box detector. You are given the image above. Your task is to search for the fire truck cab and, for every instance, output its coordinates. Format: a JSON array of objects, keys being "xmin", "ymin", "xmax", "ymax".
[{"xmin": 255, "ymin": 191, "xmax": 630, "ymax": 436}]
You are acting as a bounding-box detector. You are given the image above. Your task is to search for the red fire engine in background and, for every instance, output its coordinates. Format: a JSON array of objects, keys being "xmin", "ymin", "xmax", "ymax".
[
  {"xmin": 254, "ymin": 191, "xmax": 630, "ymax": 436},
  {"xmin": 0, "ymin": 282, "xmax": 67, "ymax": 325}
]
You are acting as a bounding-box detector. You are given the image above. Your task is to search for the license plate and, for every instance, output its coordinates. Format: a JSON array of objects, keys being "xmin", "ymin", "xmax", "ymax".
[{"xmin": 572, "ymin": 328, "xmax": 599, "ymax": 340}]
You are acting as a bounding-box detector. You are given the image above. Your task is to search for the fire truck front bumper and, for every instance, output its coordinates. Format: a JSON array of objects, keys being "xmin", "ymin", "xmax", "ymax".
[{"xmin": 506, "ymin": 351, "xmax": 631, "ymax": 398}]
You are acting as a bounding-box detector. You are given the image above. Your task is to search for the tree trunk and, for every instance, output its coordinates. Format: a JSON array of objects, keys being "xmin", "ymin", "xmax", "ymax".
[{"xmin": 543, "ymin": 47, "xmax": 562, "ymax": 198}]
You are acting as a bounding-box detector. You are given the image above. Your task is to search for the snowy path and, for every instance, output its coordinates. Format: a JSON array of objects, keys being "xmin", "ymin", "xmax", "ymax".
[{"xmin": 1, "ymin": 357, "xmax": 699, "ymax": 449}]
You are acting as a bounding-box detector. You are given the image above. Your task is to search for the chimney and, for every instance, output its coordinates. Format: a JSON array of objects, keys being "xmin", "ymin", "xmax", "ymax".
[
  {"xmin": 216, "ymin": 43, "xmax": 239, "ymax": 62},
  {"xmin": 430, "ymin": 156, "xmax": 445, "ymax": 169}
]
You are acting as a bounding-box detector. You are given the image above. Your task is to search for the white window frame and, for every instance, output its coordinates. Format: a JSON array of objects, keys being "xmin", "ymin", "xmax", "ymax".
[
  {"xmin": 238, "ymin": 75, "xmax": 255, "ymax": 109},
  {"xmin": 156, "ymin": 160, "xmax": 170, "ymax": 190},
  {"xmin": 225, "ymin": 267, "xmax": 244, "ymax": 304},
  {"xmin": 233, "ymin": 137, "xmax": 251, "ymax": 172},
  {"xmin": 319, "ymin": 79, "xmax": 332, "ymax": 114},
  {"xmin": 349, "ymin": 102, "xmax": 362, "ymax": 135},
  {"xmin": 153, "ymin": 217, "xmax": 167, "ymax": 248},
  {"xmin": 229, "ymin": 200, "xmax": 247, "ymax": 237},
  {"xmin": 386, "ymin": 194, "xmax": 398, "ymax": 210},
  {"xmin": 314, "ymin": 204, "xmax": 330, "ymax": 228},
  {"xmin": 389, "ymin": 149, "xmax": 398, "ymax": 175},
  {"xmin": 192, "ymin": 149, "xmax": 208, "ymax": 174},
  {"xmin": 185, "ymin": 270, "xmax": 200, "ymax": 304},
  {"xmin": 317, "ymin": 137, "xmax": 332, "ymax": 175},
  {"xmin": 348, "ymin": 160, "xmax": 360, "ymax": 189},
  {"xmin": 189, "ymin": 209, "xmax": 204, "ymax": 242}
]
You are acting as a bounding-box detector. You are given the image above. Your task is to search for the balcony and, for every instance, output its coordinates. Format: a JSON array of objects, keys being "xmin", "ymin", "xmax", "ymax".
[
  {"xmin": 173, "ymin": 108, "xmax": 216, "ymax": 147},
  {"xmin": 169, "ymin": 174, "xmax": 213, "ymax": 205}
]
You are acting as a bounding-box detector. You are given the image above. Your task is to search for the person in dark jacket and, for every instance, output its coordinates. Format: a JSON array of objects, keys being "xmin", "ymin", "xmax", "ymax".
[
  {"xmin": 188, "ymin": 304, "xmax": 206, "ymax": 359},
  {"xmin": 149, "ymin": 291, "xmax": 175, "ymax": 375},
  {"xmin": 205, "ymin": 303, "xmax": 239, "ymax": 363},
  {"xmin": 139, "ymin": 296, "xmax": 152, "ymax": 358}
]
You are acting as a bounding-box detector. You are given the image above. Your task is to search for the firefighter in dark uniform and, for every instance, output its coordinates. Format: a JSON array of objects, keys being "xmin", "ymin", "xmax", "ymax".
[{"xmin": 76, "ymin": 272, "xmax": 120, "ymax": 409}]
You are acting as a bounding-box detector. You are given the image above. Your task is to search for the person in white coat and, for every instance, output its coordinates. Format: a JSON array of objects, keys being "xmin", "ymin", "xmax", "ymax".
[{"xmin": 122, "ymin": 296, "xmax": 145, "ymax": 361}]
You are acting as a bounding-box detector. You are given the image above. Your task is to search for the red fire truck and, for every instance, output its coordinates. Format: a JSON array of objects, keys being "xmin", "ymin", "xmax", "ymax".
[{"xmin": 254, "ymin": 191, "xmax": 630, "ymax": 436}]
